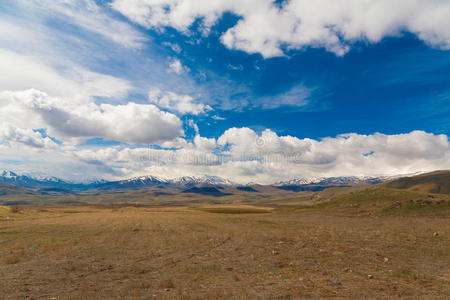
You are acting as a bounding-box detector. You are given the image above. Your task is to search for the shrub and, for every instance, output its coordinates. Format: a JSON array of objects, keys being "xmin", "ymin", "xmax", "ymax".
[
  {"xmin": 4, "ymin": 256, "xmax": 20, "ymax": 264},
  {"xmin": 9, "ymin": 206, "xmax": 22, "ymax": 214},
  {"xmin": 159, "ymin": 279, "xmax": 175, "ymax": 289}
]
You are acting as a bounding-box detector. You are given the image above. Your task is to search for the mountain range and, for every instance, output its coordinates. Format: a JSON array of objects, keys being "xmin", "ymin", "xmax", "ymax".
[
  {"xmin": 0, "ymin": 171, "xmax": 240, "ymax": 193},
  {"xmin": 0, "ymin": 170, "xmax": 421, "ymax": 195}
]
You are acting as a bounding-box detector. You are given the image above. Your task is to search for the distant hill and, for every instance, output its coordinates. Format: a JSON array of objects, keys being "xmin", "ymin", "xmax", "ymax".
[
  {"xmin": 274, "ymin": 175, "xmax": 402, "ymax": 186},
  {"xmin": 384, "ymin": 171, "xmax": 450, "ymax": 195},
  {"xmin": 236, "ymin": 186, "xmax": 258, "ymax": 192},
  {"xmin": 310, "ymin": 187, "xmax": 450, "ymax": 216},
  {"xmin": 182, "ymin": 187, "xmax": 230, "ymax": 197},
  {"xmin": 0, "ymin": 170, "xmax": 236, "ymax": 192},
  {"xmin": 277, "ymin": 185, "xmax": 350, "ymax": 192},
  {"xmin": 0, "ymin": 170, "xmax": 93, "ymax": 191},
  {"xmin": 2, "ymin": 170, "xmax": 449, "ymax": 207},
  {"xmin": 0, "ymin": 182, "xmax": 38, "ymax": 196}
]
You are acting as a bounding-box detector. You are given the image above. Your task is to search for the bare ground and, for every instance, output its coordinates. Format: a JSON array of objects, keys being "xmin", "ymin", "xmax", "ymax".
[{"xmin": 0, "ymin": 206, "xmax": 449, "ymax": 299}]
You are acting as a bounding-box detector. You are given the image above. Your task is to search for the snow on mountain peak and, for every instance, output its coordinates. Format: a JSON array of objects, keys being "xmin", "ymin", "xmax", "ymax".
[{"xmin": 1, "ymin": 170, "xmax": 19, "ymax": 178}]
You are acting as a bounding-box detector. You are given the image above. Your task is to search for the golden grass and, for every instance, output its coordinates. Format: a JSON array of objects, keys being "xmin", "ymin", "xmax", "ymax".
[
  {"xmin": 4, "ymin": 256, "xmax": 20, "ymax": 265},
  {"xmin": 308, "ymin": 187, "xmax": 450, "ymax": 216},
  {"xmin": 0, "ymin": 204, "xmax": 449, "ymax": 299},
  {"xmin": 0, "ymin": 205, "xmax": 10, "ymax": 214},
  {"xmin": 9, "ymin": 206, "xmax": 23, "ymax": 213},
  {"xmin": 407, "ymin": 183, "xmax": 439, "ymax": 193},
  {"xmin": 0, "ymin": 205, "xmax": 26, "ymax": 216},
  {"xmin": 193, "ymin": 204, "xmax": 273, "ymax": 214},
  {"xmin": 159, "ymin": 278, "xmax": 175, "ymax": 289}
]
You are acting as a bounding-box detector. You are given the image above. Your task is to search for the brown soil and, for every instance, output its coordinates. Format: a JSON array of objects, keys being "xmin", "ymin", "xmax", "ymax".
[{"xmin": 1, "ymin": 206, "xmax": 449, "ymax": 299}]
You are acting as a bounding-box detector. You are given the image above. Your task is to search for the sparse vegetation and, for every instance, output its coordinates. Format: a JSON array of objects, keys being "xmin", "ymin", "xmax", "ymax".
[
  {"xmin": 194, "ymin": 205, "xmax": 273, "ymax": 214},
  {"xmin": 384, "ymin": 170, "xmax": 450, "ymax": 194},
  {"xmin": 0, "ymin": 204, "xmax": 449, "ymax": 299},
  {"xmin": 9, "ymin": 206, "xmax": 22, "ymax": 213},
  {"xmin": 159, "ymin": 278, "xmax": 175, "ymax": 289},
  {"xmin": 309, "ymin": 187, "xmax": 450, "ymax": 216},
  {"xmin": 1, "ymin": 171, "xmax": 450, "ymax": 298},
  {"xmin": 4, "ymin": 256, "xmax": 20, "ymax": 265}
]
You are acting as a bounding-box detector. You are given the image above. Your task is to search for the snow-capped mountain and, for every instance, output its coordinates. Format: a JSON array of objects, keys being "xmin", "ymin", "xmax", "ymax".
[
  {"xmin": 97, "ymin": 175, "xmax": 236, "ymax": 190},
  {"xmin": 118, "ymin": 175, "xmax": 167, "ymax": 185},
  {"xmin": 0, "ymin": 169, "xmax": 423, "ymax": 193},
  {"xmin": 274, "ymin": 177, "xmax": 326, "ymax": 186},
  {"xmin": 0, "ymin": 170, "xmax": 113, "ymax": 192},
  {"xmin": 168, "ymin": 175, "xmax": 235, "ymax": 186},
  {"xmin": 1, "ymin": 170, "xmax": 18, "ymax": 178},
  {"xmin": 0, "ymin": 170, "xmax": 71, "ymax": 187},
  {"xmin": 274, "ymin": 174, "xmax": 419, "ymax": 186},
  {"xmin": 0, "ymin": 170, "xmax": 236, "ymax": 190}
]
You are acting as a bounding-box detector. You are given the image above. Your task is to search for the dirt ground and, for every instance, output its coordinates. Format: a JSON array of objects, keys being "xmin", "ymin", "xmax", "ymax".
[{"xmin": 1, "ymin": 206, "xmax": 449, "ymax": 299}]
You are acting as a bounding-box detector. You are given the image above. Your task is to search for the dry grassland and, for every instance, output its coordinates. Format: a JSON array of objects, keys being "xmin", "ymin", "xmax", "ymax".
[{"xmin": 0, "ymin": 205, "xmax": 449, "ymax": 299}]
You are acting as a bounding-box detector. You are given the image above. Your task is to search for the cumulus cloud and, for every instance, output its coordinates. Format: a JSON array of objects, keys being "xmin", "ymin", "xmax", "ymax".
[
  {"xmin": 220, "ymin": 129, "xmax": 450, "ymax": 181},
  {"xmin": 1, "ymin": 124, "xmax": 448, "ymax": 183},
  {"xmin": 112, "ymin": 0, "xmax": 450, "ymax": 57},
  {"xmin": 148, "ymin": 88, "xmax": 211, "ymax": 115},
  {"xmin": 1, "ymin": 0, "xmax": 448, "ymax": 183},
  {"xmin": 0, "ymin": 89, "xmax": 184, "ymax": 144},
  {"xmin": 0, "ymin": 123, "xmax": 58, "ymax": 149},
  {"xmin": 43, "ymin": 127, "xmax": 450, "ymax": 183}
]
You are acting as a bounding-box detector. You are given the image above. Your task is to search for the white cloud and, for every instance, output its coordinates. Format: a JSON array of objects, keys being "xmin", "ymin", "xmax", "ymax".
[
  {"xmin": 112, "ymin": 0, "xmax": 450, "ymax": 58},
  {"xmin": 0, "ymin": 142, "xmax": 124, "ymax": 181},
  {"xmin": 0, "ymin": 1, "xmax": 448, "ymax": 183},
  {"xmin": 0, "ymin": 49, "xmax": 79, "ymax": 98},
  {"xmin": 0, "ymin": 2, "xmax": 144, "ymax": 99},
  {"xmin": 21, "ymin": 0, "xmax": 147, "ymax": 49},
  {"xmin": 69, "ymin": 68, "xmax": 133, "ymax": 99},
  {"xmin": 194, "ymin": 135, "xmax": 217, "ymax": 153},
  {"xmin": 227, "ymin": 64, "xmax": 244, "ymax": 71},
  {"xmin": 0, "ymin": 1, "xmax": 202, "ymax": 104},
  {"xmin": 187, "ymin": 119, "xmax": 200, "ymax": 135},
  {"xmin": 22, "ymin": 127, "xmax": 448, "ymax": 184},
  {"xmin": 168, "ymin": 58, "xmax": 188, "ymax": 74},
  {"xmin": 148, "ymin": 88, "xmax": 211, "ymax": 115},
  {"xmin": 212, "ymin": 115, "xmax": 226, "ymax": 121},
  {"xmin": 163, "ymin": 42, "xmax": 182, "ymax": 54},
  {"xmin": 257, "ymin": 85, "xmax": 311, "ymax": 109},
  {"xmin": 0, "ymin": 45, "xmax": 132, "ymax": 101},
  {"xmin": 215, "ymin": 128, "xmax": 450, "ymax": 182},
  {"xmin": 0, "ymin": 123, "xmax": 58, "ymax": 149},
  {"xmin": 0, "ymin": 89, "xmax": 184, "ymax": 144},
  {"xmin": 160, "ymin": 137, "xmax": 191, "ymax": 149}
]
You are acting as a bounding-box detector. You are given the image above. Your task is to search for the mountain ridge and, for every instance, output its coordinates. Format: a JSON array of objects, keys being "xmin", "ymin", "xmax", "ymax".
[
  {"xmin": 384, "ymin": 170, "xmax": 450, "ymax": 195},
  {"xmin": 0, "ymin": 169, "xmax": 428, "ymax": 193}
]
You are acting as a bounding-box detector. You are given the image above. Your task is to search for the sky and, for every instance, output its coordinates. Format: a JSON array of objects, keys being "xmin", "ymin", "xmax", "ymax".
[{"xmin": 0, "ymin": 0, "xmax": 449, "ymax": 184}]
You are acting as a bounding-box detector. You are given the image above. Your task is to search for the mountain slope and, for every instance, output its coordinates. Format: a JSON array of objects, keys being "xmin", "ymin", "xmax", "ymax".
[
  {"xmin": 182, "ymin": 187, "xmax": 230, "ymax": 197},
  {"xmin": 0, "ymin": 170, "xmax": 77, "ymax": 190},
  {"xmin": 309, "ymin": 187, "xmax": 450, "ymax": 216},
  {"xmin": 0, "ymin": 171, "xmax": 236, "ymax": 192},
  {"xmin": 275, "ymin": 174, "xmax": 411, "ymax": 187},
  {"xmin": 2, "ymin": 170, "xmax": 448, "ymax": 198},
  {"xmin": 0, "ymin": 182, "xmax": 38, "ymax": 196},
  {"xmin": 384, "ymin": 170, "xmax": 450, "ymax": 195}
]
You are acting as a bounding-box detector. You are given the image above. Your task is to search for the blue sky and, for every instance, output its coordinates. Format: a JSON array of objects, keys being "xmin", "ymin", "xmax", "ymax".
[
  {"xmin": 192, "ymin": 34, "xmax": 450, "ymax": 138},
  {"xmin": 0, "ymin": 0, "xmax": 449, "ymax": 183}
]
